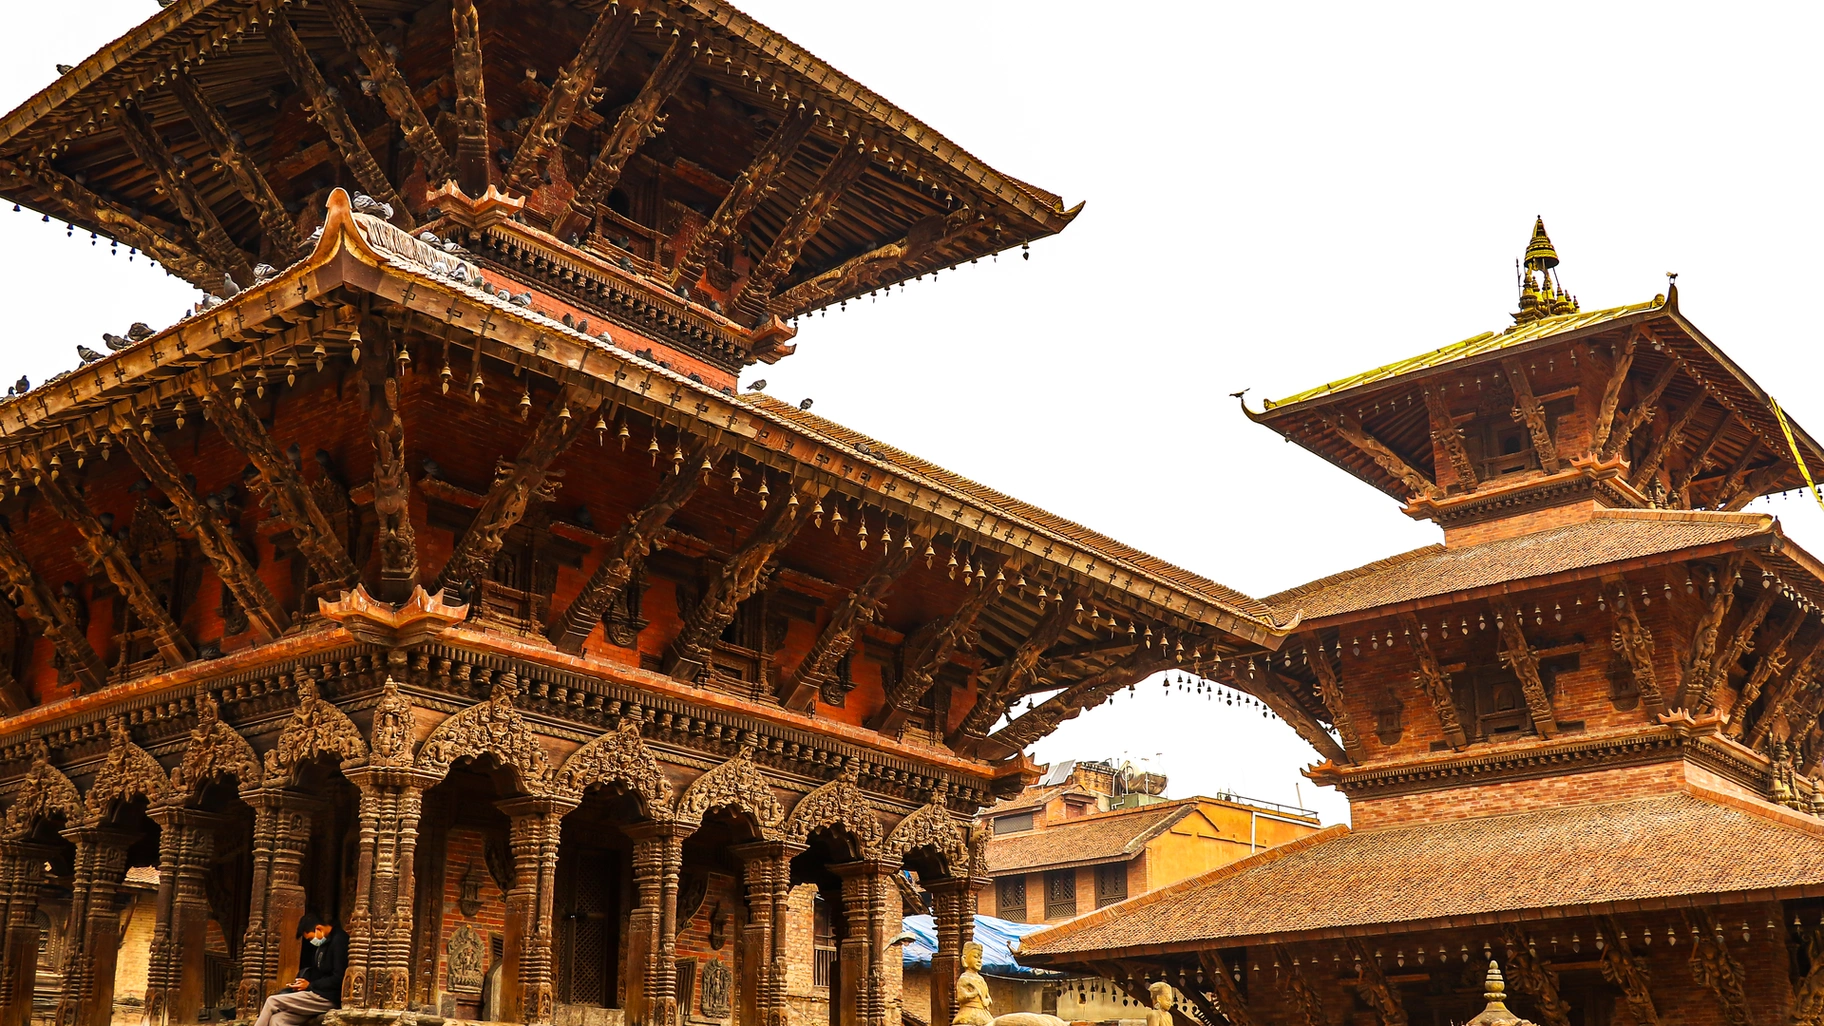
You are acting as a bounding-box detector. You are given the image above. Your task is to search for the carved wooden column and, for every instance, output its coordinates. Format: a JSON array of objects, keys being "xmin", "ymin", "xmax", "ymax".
[
  {"xmin": 236, "ymin": 790, "xmax": 321, "ymax": 1018},
  {"xmin": 833, "ymin": 860, "xmax": 899, "ymax": 1026},
  {"xmin": 54, "ymin": 827, "xmax": 133, "ymax": 1026},
  {"xmin": 733, "ymin": 842, "xmax": 801, "ymax": 1026},
  {"xmin": 927, "ymin": 876, "xmax": 982, "ymax": 1026},
  {"xmin": 342, "ymin": 766, "xmax": 433, "ymax": 1011},
  {"xmin": 626, "ymin": 822, "xmax": 684, "ymax": 1026},
  {"xmin": 498, "ymin": 796, "xmax": 574, "ymax": 1025},
  {"xmin": 141, "ymin": 807, "xmax": 226, "ymax": 1026},
  {"xmin": 0, "ymin": 840, "xmax": 56, "ymax": 1026}
]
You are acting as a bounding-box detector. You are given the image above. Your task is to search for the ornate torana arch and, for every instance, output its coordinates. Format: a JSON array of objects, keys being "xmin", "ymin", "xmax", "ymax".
[
  {"xmin": 784, "ymin": 761, "xmax": 882, "ymax": 857},
  {"xmin": 263, "ymin": 676, "xmax": 369, "ymax": 786},
  {"xmin": 676, "ymin": 744, "xmax": 784, "ymax": 835},
  {"xmin": 415, "ymin": 672, "xmax": 553, "ymax": 792},
  {"xmin": 86, "ymin": 716, "xmax": 172, "ymax": 821},
  {"xmin": 555, "ymin": 715, "xmax": 674, "ymax": 820},
  {"xmin": 2, "ymin": 742, "xmax": 82, "ymax": 839},
  {"xmin": 170, "ymin": 691, "xmax": 263, "ymax": 797},
  {"xmin": 884, "ymin": 788, "xmax": 970, "ymax": 877}
]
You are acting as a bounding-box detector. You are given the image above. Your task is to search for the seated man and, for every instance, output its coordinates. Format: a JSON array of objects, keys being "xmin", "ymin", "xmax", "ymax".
[{"xmin": 254, "ymin": 912, "xmax": 347, "ymax": 1026}]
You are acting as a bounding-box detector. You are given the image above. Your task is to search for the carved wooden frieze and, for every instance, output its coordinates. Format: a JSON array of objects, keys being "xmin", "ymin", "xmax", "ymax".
[
  {"xmin": 263, "ymin": 675, "xmax": 368, "ymax": 786},
  {"xmin": 554, "ymin": 715, "xmax": 674, "ymax": 819},
  {"xmin": 676, "ymin": 744, "xmax": 783, "ymax": 834},
  {"xmin": 784, "ymin": 761, "xmax": 882, "ymax": 857}
]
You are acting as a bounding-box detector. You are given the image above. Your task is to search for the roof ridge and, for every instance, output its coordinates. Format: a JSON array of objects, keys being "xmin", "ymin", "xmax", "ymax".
[
  {"xmin": 1018, "ymin": 823, "xmax": 1350, "ymax": 954},
  {"xmin": 1591, "ymin": 507, "xmax": 1773, "ymax": 527},
  {"xmin": 1680, "ymin": 781, "xmax": 1824, "ymax": 837}
]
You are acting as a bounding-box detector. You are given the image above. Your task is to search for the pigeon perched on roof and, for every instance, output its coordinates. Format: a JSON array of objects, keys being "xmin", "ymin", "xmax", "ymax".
[
  {"xmin": 127, "ymin": 322, "xmax": 155, "ymax": 340},
  {"xmin": 421, "ymin": 458, "xmax": 442, "ymax": 480},
  {"xmin": 13, "ymin": 376, "xmax": 29, "ymax": 394},
  {"xmin": 252, "ymin": 263, "xmax": 278, "ymax": 283},
  {"xmin": 76, "ymin": 345, "xmax": 104, "ymax": 364},
  {"xmin": 352, "ymin": 193, "xmax": 394, "ymax": 220},
  {"xmin": 219, "ymin": 273, "xmax": 241, "ymax": 299},
  {"xmin": 747, "ymin": 379, "xmax": 767, "ymax": 391},
  {"xmin": 55, "ymin": 64, "xmax": 73, "ymax": 75},
  {"xmin": 799, "ymin": 398, "xmax": 813, "ymax": 411},
  {"xmin": 510, "ymin": 292, "xmax": 532, "ymax": 307},
  {"xmin": 102, "ymin": 333, "xmax": 133, "ymax": 351}
]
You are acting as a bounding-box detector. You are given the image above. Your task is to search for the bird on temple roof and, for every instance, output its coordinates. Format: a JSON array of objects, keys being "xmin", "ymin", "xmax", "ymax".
[
  {"xmin": 799, "ymin": 398, "xmax": 814, "ymax": 411},
  {"xmin": 219, "ymin": 273, "xmax": 241, "ymax": 299},
  {"xmin": 252, "ymin": 263, "xmax": 278, "ymax": 283},
  {"xmin": 55, "ymin": 64, "xmax": 73, "ymax": 75},
  {"xmin": 11, "ymin": 376, "xmax": 28, "ymax": 395},
  {"xmin": 748, "ymin": 379, "xmax": 767, "ymax": 391},
  {"xmin": 510, "ymin": 292, "xmax": 532, "ymax": 307},
  {"xmin": 126, "ymin": 322, "xmax": 155, "ymax": 340},
  {"xmin": 421, "ymin": 458, "xmax": 442, "ymax": 480},
  {"xmin": 102, "ymin": 333, "xmax": 133, "ymax": 351},
  {"xmin": 352, "ymin": 193, "xmax": 394, "ymax": 221},
  {"xmin": 75, "ymin": 345, "xmax": 104, "ymax": 364}
]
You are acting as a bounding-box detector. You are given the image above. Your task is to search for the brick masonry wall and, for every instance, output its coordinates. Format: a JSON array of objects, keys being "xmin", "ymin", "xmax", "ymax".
[{"xmin": 437, "ymin": 828, "xmax": 508, "ymax": 1000}]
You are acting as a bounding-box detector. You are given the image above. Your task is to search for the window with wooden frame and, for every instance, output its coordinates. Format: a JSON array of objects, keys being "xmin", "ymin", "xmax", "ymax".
[
  {"xmin": 997, "ymin": 875, "xmax": 1027, "ymax": 922},
  {"xmin": 1044, "ymin": 869, "xmax": 1077, "ymax": 919},
  {"xmin": 1094, "ymin": 862, "xmax": 1128, "ymax": 907}
]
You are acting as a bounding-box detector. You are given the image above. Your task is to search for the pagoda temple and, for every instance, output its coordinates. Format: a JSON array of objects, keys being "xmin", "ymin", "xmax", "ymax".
[
  {"xmin": 1019, "ymin": 220, "xmax": 1824, "ymax": 1025},
  {"xmin": 0, "ymin": 3, "xmax": 1299, "ymax": 1026}
]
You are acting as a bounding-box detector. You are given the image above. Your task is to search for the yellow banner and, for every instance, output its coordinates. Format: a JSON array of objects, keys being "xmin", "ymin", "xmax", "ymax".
[{"xmin": 1771, "ymin": 398, "xmax": 1824, "ymax": 513}]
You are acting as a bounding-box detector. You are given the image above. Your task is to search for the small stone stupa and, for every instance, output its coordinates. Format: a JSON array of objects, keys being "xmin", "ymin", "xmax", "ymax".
[{"xmin": 1466, "ymin": 961, "xmax": 1537, "ymax": 1026}]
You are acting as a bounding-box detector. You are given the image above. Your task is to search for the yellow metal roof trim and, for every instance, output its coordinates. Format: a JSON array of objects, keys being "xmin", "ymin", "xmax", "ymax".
[{"xmin": 1262, "ymin": 297, "xmax": 1664, "ymax": 411}]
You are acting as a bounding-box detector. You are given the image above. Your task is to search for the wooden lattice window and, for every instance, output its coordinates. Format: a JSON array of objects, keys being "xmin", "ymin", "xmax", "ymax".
[
  {"xmin": 997, "ymin": 875, "xmax": 1027, "ymax": 922},
  {"xmin": 1094, "ymin": 863, "xmax": 1128, "ymax": 908},
  {"xmin": 1044, "ymin": 870, "xmax": 1076, "ymax": 919}
]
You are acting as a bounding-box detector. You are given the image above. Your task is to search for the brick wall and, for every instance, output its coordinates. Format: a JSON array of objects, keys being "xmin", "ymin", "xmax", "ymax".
[{"xmin": 437, "ymin": 828, "xmax": 508, "ymax": 1001}]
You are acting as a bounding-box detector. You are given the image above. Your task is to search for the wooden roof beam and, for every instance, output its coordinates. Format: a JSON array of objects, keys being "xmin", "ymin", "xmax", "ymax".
[
  {"xmin": 168, "ymin": 72, "xmax": 306, "ymax": 262},
  {"xmin": 1598, "ymin": 359, "xmax": 1679, "ymax": 462},
  {"xmin": 1708, "ymin": 440, "xmax": 1763, "ymax": 511},
  {"xmin": 670, "ymin": 107, "xmax": 813, "ymax": 290},
  {"xmin": 1321, "ymin": 410, "xmax": 1436, "ymax": 500},
  {"xmin": 948, "ymin": 590, "xmax": 1079, "ymax": 752},
  {"xmin": 1670, "ymin": 413, "xmax": 1733, "ymax": 503},
  {"xmin": 1629, "ymin": 396, "xmax": 1704, "ymax": 491},
  {"xmin": 548, "ymin": 437, "xmax": 724, "ymax": 654},
  {"xmin": 357, "ymin": 325, "xmax": 418, "ymax": 602},
  {"xmin": 1725, "ymin": 608, "xmax": 1807, "ymax": 734},
  {"xmin": 506, "ymin": 2, "xmax": 635, "ymax": 194},
  {"xmin": 1401, "ymin": 612, "xmax": 1468, "ymax": 749},
  {"xmin": 664, "ymin": 480, "xmax": 826, "ymax": 682},
  {"xmin": 779, "ymin": 537, "xmax": 919, "ymax": 711},
  {"xmin": 1502, "ymin": 357, "xmax": 1560, "ymax": 473},
  {"xmin": 265, "ymin": 9, "xmax": 413, "ymax": 228},
  {"xmin": 1609, "ymin": 586, "xmax": 1665, "ymax": 720},
  {"xmin": 984, "ymin": 649, "xmax": 1173, "ymax": 756},
  {"xmin": 1423, "ymin": 388, "xmax": 1477, "ymax": 493},
  {"xmin": 1306, "ymin": 639, "xmax": 1363, "ymax": 761},
  {"xmin": 731, "ymin": 141, "xmax": 873, "ymax": 326},
  {"xmin": 1696, "ymin": 578, "xmax": 1778, "ymax": 715},
  {"xmin": 450, "ymin": 0, "xmax": 491, "ymax": 196},
  {"xmin": 35, "ymin": 471, "xmax": 194, "ymax": 668},
  {"xmin": 554, "ymin": 37, "xmax": 696, "ymax": 243},
  {"xmin": 870, "ymin": 579, "xmax": 997, "ymax": 735},
  {"xmin": 436, "ymin": 387, "xmax": 602, "ymax": 597},
  {"xmin": 115, "ymin": 103, "xmax": 253, "ymax": 286},
  {"xmin": 1676, "ymin": 553, "xmax": 1745, "ymax": 709},
  {"xmin": 1746, "ymin": 636, "xmax": 1824, "ymax": 750},
  {"xmin": 199, "ymin": 380, "xmax": 358, "ymax": 587},
  {"xmin": 119, "ymin": 427, "xmax": 288, "ymax": 642},
  {"xmin": 322, "ymin": 0, "xmax": 453, "ymax": 190},
  {"xmin": 1243, "ymin": 667, "xmax": 1348, "ymax": 766},
  {"xmin": 0, "ymin": 158, "xmax": 215, "ymax": 288},
  {"xmin": 771, "ymin": 207, "xmax": 976, "ymax": 315},
  {"xmin": 1589, "ymin": 329, "xmax": 1641, "ymax": 456},
  {"xmin": 0, "ymin": 521, "xmax": 105, "ymax": 693},
  {"xmin": 1492, "ymin": 599, "xmax": 1561, "ymax": 738}
]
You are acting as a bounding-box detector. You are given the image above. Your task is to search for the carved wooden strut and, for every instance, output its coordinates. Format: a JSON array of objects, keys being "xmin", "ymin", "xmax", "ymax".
[
  {"xmin": 323, "ymin": 0, "xmax": 453, "ymax": 190},
  {"xmin": 115, "ymin": 103, "xmax": 253, "ymax": 286},
  {"xmin": 169, "ymin": 72, "xmax": 306, "ymax": 261},
  {"xmin": 1502, "ymin": 358, "xmax": 1559, "ymax": 473},
  {"xmin": 1494, "ymin": 600, "xmax": 1560, "ymax": 738},
  {"xmin": 949, "ymin": 592, "xmax": 1079, "ymax": 751},
  {"xmin": 506, "ymin": 3, "xmax": 634, "ymax": 194},
  {"xmin": 1610, "ymin": 586, "xmax": 1665, "ymax": 718},
  {"xmin": 1423, "ymin": 389, "xmax": 1478, "ymax": 492},
  {"xmin": 1308, "ymin": 641, "xmax": 1364, "ymax": 760},
  {"xmin": 358, "ymin": 331, "xmax": 419, "ymax": 601},
  {"xmin": 449, "ymin": 0, "xmax": 491, "ymax": 197},
  {"xmin": 1402, "ymin": 613, "xmax": 1468, "ymax": 748},
  {"xmin": 779, "ymin": 539, "xmax": 919, "ymax": 711},
  {"xmin": 554, "ymin": 38, "xmax": 696, "ymax": 243},
  {"xmin": 871, "ymin": 581, "xmax": 997, "ymax": 734},
  {"xmin": 671, "ymin": 108, "xmax": 813, "ymax": 290},
  {"xmin": 36, "ymin": 472, "xmax": 193, "ymax": 667},
  {"xmin": 0, "ymin": 521, "xmax": 105, "ymax": 691},
  {"xmin": 733, "ymin": 141, "xmax": 874, "ymax": 325}
]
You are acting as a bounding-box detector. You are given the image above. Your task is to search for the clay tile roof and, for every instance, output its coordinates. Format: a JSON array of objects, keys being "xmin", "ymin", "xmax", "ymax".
[
  {"xmin": 743, "ymin": 393, "xmax": 1283, "ymax": 631},
  {"xmin": 1265, "ymin": 508, "xmax": 1776, "ymax": 623},
  {"xmin": 983, "ymin": 784, "xmax": 1074, "ymax": 817},
  {"xmin": 985, "ymin": 802, "xmax": 1198, "ymax": 874},
  {"xmin": 1017, "ymin": 788, "xmax": 1824, "ymax": 958}
]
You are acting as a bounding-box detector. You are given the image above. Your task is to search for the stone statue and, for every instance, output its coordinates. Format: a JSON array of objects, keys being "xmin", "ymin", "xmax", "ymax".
[
  {"xmin": 953, "ymin": 941, "xmax": 993, "ymax": 1026},
  {"xmin": 1147, "ymin": 982, "xmax": 1176, "ymax": 1026}
]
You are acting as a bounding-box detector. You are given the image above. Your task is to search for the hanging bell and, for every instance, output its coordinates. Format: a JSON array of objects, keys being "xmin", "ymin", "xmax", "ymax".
[
  {"xmin": 312, "ymin": 340, "xmax": 327, "ymax": 372},
  {"xmin": 349, "ymin": 328, "xmax": 362, "ymax": 365},
  {"xmin": 994, "ymin": 567, "xmax": 1006, "ymax": 592},
  {"xmin": 730, "ymin": 465, "xmax": 742, "ymax": 493},
  {"xmin": 672, "ymin": 445, "xmax": 685, "ymax": 475},
  {"xmin": 947, "ymin": 550, "xmax": 958, "ymax": 579},
  {"xmin": 231, "ymin": 377, "xmax": 246, "ymax": 408},
  {"xmin": 787, "ymin": 489, "xmax": 800, "ymax": 515},
  {"xmin": 254, "ymin": 367, "xmax": 268, "ymax": 398},
  {"xmin": 285, "ymin": 353, "xmax": 300, "ymax": 387},
  {"xmin": 471, "ymin": 367, "xmax": 485, "ymax": 402},
  {"xmin": 595, "ymin": 414, "xmax": 608, "ymax": 446},
  {"xmin": 925, "ymin": 540, "xmax": 936, "ymax": 568},
  {"xmin": 439, "ymin": 361, "xmax": 452, "ymax": 393},
  {"xmin": 758, "ymin": 478, "xmax": 770, "ymax": 510},
  {"xmin": 518, "ymin": 388, "xmax": 532, "ymax": 420},
  {"xmin": 648, "ymin": 434, "xmax": 661, "ymax": 466},
  {"xmin": 830, "ymin": 505, "xmax": 844, "ymax": 535},
  {"xmin": 881, "ymin": 524, "xmax": 892, "ymax": 549},
  {"xmin": 618, "ymin": 420, "xmax": 630, "ymax": 450},
  {"xmin": 857, "ymin": 519, "xmax": 869, "ymax": 550},
  {"xmin": 73, "ymin": 442, "xmax": 86, "ymax": 469},
  {"xmin": 1144, "ymin": 626, "xmax": 1154, "ymax": 648},
  {"xmin": 902, "ymin": 529, "xmax": 914, "ymax": 553},
  {"xmin": 812, "ymin": 498, "xmax": 824, "ymax": 528},
  {"xmin": 558, "ymin": 403, "xmax": 572, "ymax": 426},
  {"xmin": 397, "ymin": 345, "xmax": 412, "ymax": 371},
  {"xmin": 47, "ymin": 453, "xmax": 60, "ymax": 480},
  {"xmin": 174, "ymin": 400, "xmax": 187, "ymax": 430}
]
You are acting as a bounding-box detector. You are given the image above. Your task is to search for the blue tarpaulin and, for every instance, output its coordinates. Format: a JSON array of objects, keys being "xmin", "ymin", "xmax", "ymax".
[{"xmin": 900, "ymin": 914, "xmax": 1063, "ymax": 978}]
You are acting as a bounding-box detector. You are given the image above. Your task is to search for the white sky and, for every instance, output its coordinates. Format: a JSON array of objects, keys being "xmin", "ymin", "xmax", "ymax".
[{"xmin": 5, "ymin": 2, "xmax": 1823, "ymax": 827}]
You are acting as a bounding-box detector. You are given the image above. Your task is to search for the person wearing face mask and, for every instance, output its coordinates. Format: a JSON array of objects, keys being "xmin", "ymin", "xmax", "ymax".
[{"xmin": 253, "ymin": 912, "xmax": 348, "ymax": 1026}]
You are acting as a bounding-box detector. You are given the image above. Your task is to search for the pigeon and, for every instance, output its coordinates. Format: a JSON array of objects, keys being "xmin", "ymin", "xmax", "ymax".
[
  {"xmin": 575, "ymin": 506, "xmax": 594, "ymax": 529},
  {"xmin": 510, "ymin": 292, "xmax": 532, "ymax": 307},
  {"xmin": 495, "ymin": 288, "xmax": 511, "ymax": 301},
  {"xmin": 102, "ymin": 333, "xmax": 133, "ymax": 351},
  {"xmin": 418, "ymin": 231, "xmax": 441, "ymax": 245},
  {"xmin": 76, "ymin": 345, "xmax": 104, "ymax": 364},
  {"xmin": 219, "ymin": 272, "xmax": 241, "ymax": 299},
  {"xmin": 252, "ymin": 263, "xmax": 278, "ymax": 283},
  {"xmin": 13, "ymin": 376, "xmax": 29, "ymax": 394},
  {"xmin": 421, "ymin": 458, "xmax": 442, "ymax": 480},
  {"xmin": 204, "ymin": 493, "xmax": 225, "ymax": 513},
  {"xmin": 747, "ymin": 379, "xmax": 767, "ymax": 391},
  {"xmin": 351, "ymin": 193, "xmax": 394, "ymax": 220},
  {"xmin": 127, "ymin": 322, "xmax": 155, "ymax": 340},
  {"xmin": 198, "ymin": 295, "xmax": 221, "ymax": 312},
  {"xmin": 55, "ymin": 64, "xmax": 73, "ymax": 75},
  {"xmin": 799, "ymin": 398, "xmax": 813, "ymax": 411}
]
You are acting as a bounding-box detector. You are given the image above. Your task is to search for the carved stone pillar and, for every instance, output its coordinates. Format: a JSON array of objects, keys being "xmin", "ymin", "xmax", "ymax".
[
  {"xmin": 0, "ymin": 840, "xmax": 56, "ymax": 1026},
  {"xmin": 342, "ymin": 767, "xmax": 434, "ymax": 1011},
  {"xmin": 733, "ymin": 841, "xmax": 802, "ymax": 1026},
  {"xmin": 142, "ymin": 806, "xmax": 227, "ymax": 1026},
  {"xmin": 834, "ymin": 860, "xmax": 900, "ymax": 1026},
  {"xmin": 236, "ymin": 790, "xmax": 322, "ymax": 1018},
  {"xmin": 927, "ymin": 877, "xmax": 983, "ymax": 1026},
  {"xmin": 54, "ymin": 827, "xmax": 133, "ymax": 1026},
  {"xmin": 498, "ymin": 796, "xmax": 574, "ymax": 1025},
  {"xmin": 626, "ymin": 822, "xmax": 684, "ymax": 1026}
]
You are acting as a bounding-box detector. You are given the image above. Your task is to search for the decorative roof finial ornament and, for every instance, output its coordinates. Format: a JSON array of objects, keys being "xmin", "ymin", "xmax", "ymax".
[
  {"xmin": 1466, "ymin": 960, "xmax": 1538, "ymax": 1026},
  {"xmin": 1513, "ymin": 217, "xmax": 1579, "ymax": 324}
]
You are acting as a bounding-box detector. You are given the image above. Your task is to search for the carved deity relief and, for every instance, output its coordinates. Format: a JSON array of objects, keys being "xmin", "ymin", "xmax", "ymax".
[
  {"xmin": 369, "ymin": 676, "xmax": 416, "ymax": 767},
  {"xmin": 952, "ymin": 942, "xmax": 992, "ymax": 1026},
  {"xmin": 701, "ymin": 958, "xmax": 732, "ymax": 1019},
  {"xmin": 447, "ymin": 923, "xmax": 484, "ymax": 993}
]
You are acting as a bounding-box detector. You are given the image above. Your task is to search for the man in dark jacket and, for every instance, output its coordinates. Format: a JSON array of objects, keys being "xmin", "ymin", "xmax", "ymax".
[{"xmin": 253, "ymin": 912, "xmax": 347, "ymax": 1026}]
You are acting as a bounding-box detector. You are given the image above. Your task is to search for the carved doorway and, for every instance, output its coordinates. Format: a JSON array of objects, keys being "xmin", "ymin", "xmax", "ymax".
[{"xmin": 554, "ymin": 838, "xmax": 626, "ymax": 1008}]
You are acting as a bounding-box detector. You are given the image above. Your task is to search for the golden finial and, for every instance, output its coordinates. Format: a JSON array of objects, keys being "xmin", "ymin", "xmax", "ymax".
[
  {"xmin": 1523, "ymin": 216, "xmax": 1559, "ymax": 273},
  {"xmin": 1466, "ymin": 961, "xmax": 1536, "ymax": 1026},
  {"xmin": 1513, "ymin": 217, "xmax": 1577, "ymax": 324}
]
